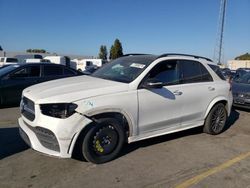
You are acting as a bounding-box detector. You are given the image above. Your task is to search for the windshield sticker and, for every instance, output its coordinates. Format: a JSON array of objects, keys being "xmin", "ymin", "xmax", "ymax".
[{"xmin": 130, "ymin": 63, "xmax": 145, "ymax": 69}]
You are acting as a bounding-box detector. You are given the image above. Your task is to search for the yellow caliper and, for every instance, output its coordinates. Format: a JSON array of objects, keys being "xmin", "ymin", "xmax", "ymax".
[{"xmin": 95, "ymin": 140, "xmax": 104, "ymax": 153}]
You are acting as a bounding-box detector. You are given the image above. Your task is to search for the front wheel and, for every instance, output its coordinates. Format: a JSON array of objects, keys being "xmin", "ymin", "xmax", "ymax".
[
  {"xmin": 82, "ymin": 118, "xmax": 125, "ymax": 164},
  {"xmin": 203, "ymin": 103, "xmax": 228, "ymax": 135}
]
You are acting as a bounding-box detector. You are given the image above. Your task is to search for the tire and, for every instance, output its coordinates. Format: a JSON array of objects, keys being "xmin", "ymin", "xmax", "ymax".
[
  {"xmin": 82, "ymin": 118, "xmax": 125, "ymax": 164},
  {"xmin": 203, "ymin": 103, "xmax": 227, "ymax": 135}
]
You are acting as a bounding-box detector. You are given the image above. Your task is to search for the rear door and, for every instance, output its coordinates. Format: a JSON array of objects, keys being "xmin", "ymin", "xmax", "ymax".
[
  {"xmin": 1, "ymin": 65, "xmax": 41, "ymax": 104},
  {"xmin": 178, "ymin": 60, "xmax": 215, "ymax": 127}
]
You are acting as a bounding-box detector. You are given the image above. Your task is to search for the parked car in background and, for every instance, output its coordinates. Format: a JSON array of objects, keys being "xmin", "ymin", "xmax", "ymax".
[
  {"xmin": 0, "ymin": 57, "xmax": 19, "ymax": 67},
  {"xmin": 232, "ymin": 73, "xmax": 250, "ymax": 109},
  {"xmin": 0, "ymin": 63, "xmax": 82, "ymax": 106},
  {"xmin": 18, "ymin": 53, "xmax": 232, "ymax": 164},
  {"xmin": 234, "ymin": 68, "xmax": 250, "ymax": 81}
]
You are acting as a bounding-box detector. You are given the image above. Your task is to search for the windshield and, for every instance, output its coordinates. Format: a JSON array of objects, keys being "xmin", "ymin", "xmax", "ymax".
[
  {"xmin": 236, "ymin": 73, "xmax": 250, "ymax": 84},
  {"xmin": 0, "ymin": 64, "xmax": 20, "ymax": 77},
  {"xmin": 92, "ymin": 56, "xmax": 156, "ymax": 83}
]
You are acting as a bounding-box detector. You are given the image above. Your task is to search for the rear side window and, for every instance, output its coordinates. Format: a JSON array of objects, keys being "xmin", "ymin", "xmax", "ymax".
[
  {"xmin": 179, "ymin": 60, "xmax": 213, "ymax": 84},
  {"xmin": 64, "ymin": 67, "xmax": 76, "ymax": 75},
  {"xmin": 208, "ymin": 64, "xmax": 226, "ymax": 80},
  {"xmin": 7, "ymin": 58, "xmax": 18, "ymax": 62},
  {"xmin": 44, "ymin": 65, "xmax": 63, "ymax": 76},
  {"xmin": 200, "ymin": 65, "xmax": 213, "ymax": 82}
]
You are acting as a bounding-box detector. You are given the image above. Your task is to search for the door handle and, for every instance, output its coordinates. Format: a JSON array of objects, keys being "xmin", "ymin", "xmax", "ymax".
[
  {"xmin": 208, "ymin": 87, "xmax": 215, "ymax": 91},
  {"xmin": 173, "ymin": 90, "xmax": 183, "ymax": 95}
]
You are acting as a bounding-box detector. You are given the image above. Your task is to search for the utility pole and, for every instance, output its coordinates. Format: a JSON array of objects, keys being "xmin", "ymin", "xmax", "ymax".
[{"xmin": 214, "ymin": 0, "xmax": 227, "ymax": 65}]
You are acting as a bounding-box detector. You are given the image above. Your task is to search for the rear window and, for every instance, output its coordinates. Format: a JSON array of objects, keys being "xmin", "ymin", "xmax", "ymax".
[{"xmin": 208, "ymin": 64, "xmax": 226, "ymax": 80}]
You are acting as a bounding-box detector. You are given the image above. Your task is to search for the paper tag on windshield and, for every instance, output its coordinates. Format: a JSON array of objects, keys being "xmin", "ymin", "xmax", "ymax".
[{"xmin": 130, "ymin": 63, "xmax": 145, "ymax": 69}]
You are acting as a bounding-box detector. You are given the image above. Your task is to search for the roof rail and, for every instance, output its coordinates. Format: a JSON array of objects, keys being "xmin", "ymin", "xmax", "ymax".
[
  {"xmin": 122, "ymin": 53, "xmax": 151, "ymax": 57},
  {"xmin": 157, "ymin": 53, "xmax": 213, "ymax": 62}
]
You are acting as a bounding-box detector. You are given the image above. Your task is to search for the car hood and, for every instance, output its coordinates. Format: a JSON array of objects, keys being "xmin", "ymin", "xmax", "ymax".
[
  {"xmin": 232, "ymin": 82, "xmax": 250, "ymax": 93},
  {"xmin": 23, "ymin": 75, "xmax": 129, "ymax": 104}
]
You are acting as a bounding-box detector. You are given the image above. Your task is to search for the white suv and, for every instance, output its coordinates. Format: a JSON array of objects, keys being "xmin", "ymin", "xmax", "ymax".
[{"xmin": 19, "ymin": 54, "xmax": 233, "ymax": 164}]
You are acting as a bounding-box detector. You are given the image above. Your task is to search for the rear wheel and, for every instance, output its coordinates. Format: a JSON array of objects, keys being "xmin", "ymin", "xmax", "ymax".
[
  {"xmin": 203, "ymin": 103, "xmax": 227, "ymax": 135},
  {"xmin": 82, "ymin": 118, "xmax": 125, "ymax": 164}
]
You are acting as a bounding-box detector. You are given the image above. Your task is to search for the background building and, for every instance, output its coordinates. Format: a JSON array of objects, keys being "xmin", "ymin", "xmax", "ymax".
[{"xmin": 228, "ymin": 60, "xmax": 250, "ymax": 70}]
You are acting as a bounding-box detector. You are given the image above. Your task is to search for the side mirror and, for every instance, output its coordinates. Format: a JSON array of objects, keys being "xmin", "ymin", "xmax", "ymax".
[{"xmin": 143, "ymin": 79, "xmax": 164, "ymax": 89}]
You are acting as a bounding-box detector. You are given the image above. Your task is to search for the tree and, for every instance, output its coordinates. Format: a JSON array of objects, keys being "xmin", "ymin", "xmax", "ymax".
[
  {"xmin": 98, "ymin": 45, "xmax": 108, "ymax": 60},
  {"xmin": 0, "ymin": 45, "xmax": 3, "ymax": 51},
  {"xmin": 109, "ymin": 39, "xmax": 123, "ymax": 60},
  {"xmin": 235, "ymin": 53, "xmax": 250, "ymax": 60},
  {"xmin": 26, "ymin": 49, "xmax": 46, "ymax": 53}
]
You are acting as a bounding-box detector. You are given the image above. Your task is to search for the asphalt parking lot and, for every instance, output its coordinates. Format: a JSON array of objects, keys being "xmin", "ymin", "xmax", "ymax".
[{"xmin": 0, "ymin": 107, "xmax": 250, "ymax": 188}]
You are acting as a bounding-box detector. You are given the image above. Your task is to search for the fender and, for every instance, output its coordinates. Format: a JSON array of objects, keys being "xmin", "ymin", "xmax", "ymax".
[
  {"xmin": 204, "ymin": 96, "xmax": 229, "ymax": 118},
  {"xmin": 83, "ymin": 107, "xmax": 136, "ymax": 137}
]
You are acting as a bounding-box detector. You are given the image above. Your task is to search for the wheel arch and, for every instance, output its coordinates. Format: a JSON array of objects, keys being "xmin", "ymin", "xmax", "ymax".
[
  {"xmin": 85, "ymin": 108, "xmax": 134, "ymax": 138},
  {"xmin": 71, "ymin": 109, "xmax": 133, "ymax": 160},
  {"xmin": 204, "ymin": 97, "xmax": 229, "ymax": 119}
]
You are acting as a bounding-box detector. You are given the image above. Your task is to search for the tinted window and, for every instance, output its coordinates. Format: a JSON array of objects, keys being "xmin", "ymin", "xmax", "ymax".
[
  {"xmin": 200, "ymin": 64, "xmax": 213, "ymax": 82},
  {"xmin": 12, "ymin": 65, "xmax": 40, "ymax": 78},
  {"xmin": 0, "ymin": 58, "xmax": 4, "ymax": 62},
  {"xmin": 208, "ymin": 64, "xmax": 226, "ymax": 80},
  {"xmin": 86, "ymin": 61, "xmax": 93, "ymax": 66},
  {"xmin": 180, "ymin": 60, "xmax": 202, "ymax": 83},
  {"xmin": 147, "ymin": 60, "xmax": 179, "ymax": 85},
  {"xmin": 34, "ymin": 55, "xmax": 43, "ymax": 59},
  {"xmin": 44, "ymin": 65, "xmax": 63, "ymax": 76},
  {"xmin": 7, "ymin": 58, "xmax": 18, "ymax": 62},
  {"xmin": 64, "ymin": 67, "xmax": 76, "ymax": 75}
]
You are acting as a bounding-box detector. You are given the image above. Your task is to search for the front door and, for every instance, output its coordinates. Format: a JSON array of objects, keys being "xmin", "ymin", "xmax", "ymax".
[{"xmin": 137, "ymin": 60, "xmax": 183, "ymax": 135}]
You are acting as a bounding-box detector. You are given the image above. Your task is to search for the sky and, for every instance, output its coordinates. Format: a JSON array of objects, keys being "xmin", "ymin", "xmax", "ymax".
[{"xmin": 0, "ymin": 0, "xmax": 249, "ymax": 62}]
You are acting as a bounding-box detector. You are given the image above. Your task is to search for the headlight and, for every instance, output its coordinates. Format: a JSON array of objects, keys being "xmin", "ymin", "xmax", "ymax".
[{"xmin": 40, "ymin": 103, "xmax": 78, "ymax": 119}]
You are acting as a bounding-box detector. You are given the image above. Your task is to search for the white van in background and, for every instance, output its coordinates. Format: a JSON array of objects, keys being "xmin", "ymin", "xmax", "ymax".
[
  {"xmin": 76, "ymin": 59, "xmax": 107, "ymax": 71},
  {"xmin": 44, "ymin": 56, "xmax": 71, "ymax": 67},
  {"xmin": 25, "ymin": 59, "xmax": 51, "ymax": 63},
  {"xmin": 0, "ymin": 57, "xmax": 19, "ymax": 67}
]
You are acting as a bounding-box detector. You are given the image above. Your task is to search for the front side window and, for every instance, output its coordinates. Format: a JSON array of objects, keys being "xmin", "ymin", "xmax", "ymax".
[
  {"xmin": 146, "ymin": 60, "xmax": 180, "ymax": 85},
  {"xmin": 44, "ymin": 65, "xmax": 63, "ymax": 76},
  {"xmin": 12, "ymin": 66, "xmax": 40, "ymax": 78}
]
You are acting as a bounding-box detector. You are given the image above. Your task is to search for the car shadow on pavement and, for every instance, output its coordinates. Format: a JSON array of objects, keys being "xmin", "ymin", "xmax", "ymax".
[
  {"xmin": 224, "ymin": 108, "xmax": 240, "ymax": 131},
  {"xmin": 0, "ymin": 127, "xmax": 29, "ymax": 160},
  {"xmin": 0, "ymin": 104, "xmax": 19, "ymax": 109},
  {"xmin": 120, "ymin": 126, "xmax": 204, "ymax": 159},
  {"xmin": 119, "ymin": 108, "xmax": 240, "ymax": 160}
]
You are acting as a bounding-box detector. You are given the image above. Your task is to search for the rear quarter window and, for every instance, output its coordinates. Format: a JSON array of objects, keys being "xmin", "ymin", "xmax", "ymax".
[
  {"xmin": 208, "ymin": 64, "xmax": 226, "ymax": 80},
  {"xmin": 44, "ymin": 65, "xmax": 63, "ymax": 76}
]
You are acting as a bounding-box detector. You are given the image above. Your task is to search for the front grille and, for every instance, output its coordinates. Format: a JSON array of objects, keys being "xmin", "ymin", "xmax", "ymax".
[
  {"xmin": 233, "ymin": 92, "xmax": 250, "ymax": 99},
  {"xmin": 21, "ymin": 97, "xmax": 35, "ymax": 121},
  {"xmin": 24, "ymin": 121, "xmax": 60, "ymax": 152}
]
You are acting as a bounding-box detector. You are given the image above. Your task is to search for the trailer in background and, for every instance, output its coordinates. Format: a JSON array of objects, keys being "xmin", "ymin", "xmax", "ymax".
[{"xmin": 44, "ymin": 56, "xmax": 71, "ymax": 67}]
